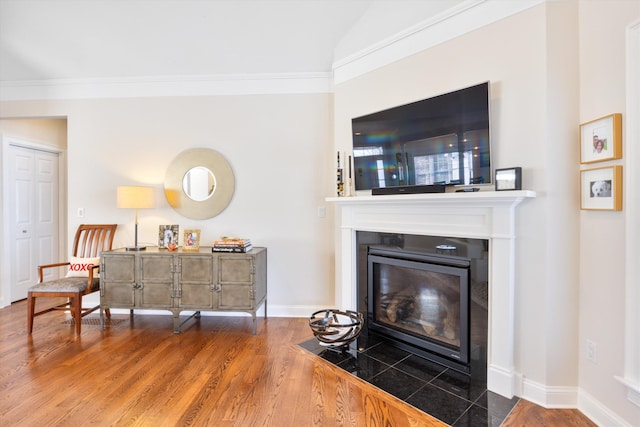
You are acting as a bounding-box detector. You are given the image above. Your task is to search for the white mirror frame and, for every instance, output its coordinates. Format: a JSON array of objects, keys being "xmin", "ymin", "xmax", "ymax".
[{"xmin": 164, "ymin": 148, "xmax": 235, "ymax": 219}]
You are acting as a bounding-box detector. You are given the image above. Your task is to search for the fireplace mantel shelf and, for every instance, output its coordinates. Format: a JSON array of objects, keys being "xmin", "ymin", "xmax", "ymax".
[{"xmin": 326, "ymin": 189, "xmax": 536, "ymax": 207}]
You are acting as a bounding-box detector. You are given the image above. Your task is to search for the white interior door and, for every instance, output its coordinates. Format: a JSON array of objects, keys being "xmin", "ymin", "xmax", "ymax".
[{"xmin": 8, "ymin": 143, "xmax": 60, "ymax": 301}]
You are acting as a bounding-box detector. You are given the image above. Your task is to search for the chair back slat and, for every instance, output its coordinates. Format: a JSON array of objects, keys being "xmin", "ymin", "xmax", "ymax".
[{"xmin": 72, "ymin": 224, "xmax": 117, "ymax": 257}]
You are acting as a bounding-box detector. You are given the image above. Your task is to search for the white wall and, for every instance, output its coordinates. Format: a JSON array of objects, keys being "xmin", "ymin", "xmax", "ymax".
[
  {"xmin": 0, "ymin": 94, "xmax": 336, "ymax": 315},
  {"xmin": 578, "ymin": 1, "xmax": 640, "ymax": 425}
]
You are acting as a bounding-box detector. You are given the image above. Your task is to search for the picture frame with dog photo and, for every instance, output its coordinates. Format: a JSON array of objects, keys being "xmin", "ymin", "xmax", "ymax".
[
  {"xmin": 158, "ymin": 224, "xmax": 179, "ymax": 249},
  {"xmin": 183, "ymin": 229, "xmax": 201, "ymax": 251},
  {"xmin": 580, "ymin": 166, "xmax": 622, "ymax": 211},
  {"xmin": 579, "ymin": 113, "xmax": 622, "ymax": 164}
]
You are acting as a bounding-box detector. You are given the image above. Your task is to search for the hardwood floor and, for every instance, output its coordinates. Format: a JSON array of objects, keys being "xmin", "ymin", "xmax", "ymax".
[{"xmin": 0, "ymin": 299, "xmax": 595, "ymax": 426}]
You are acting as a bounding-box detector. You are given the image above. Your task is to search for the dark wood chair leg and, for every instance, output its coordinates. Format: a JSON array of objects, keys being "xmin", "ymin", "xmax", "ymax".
[
  {"xmin": 105, "ymin": 308, "xmax": 111, "ymax": 319},
  {"xmin": 27, "ymin": 293, "xmax": 35, "ymax": 334},
  {"xmin": 73, "ymin": 295, "xmax": 82, "ymax": 335}
]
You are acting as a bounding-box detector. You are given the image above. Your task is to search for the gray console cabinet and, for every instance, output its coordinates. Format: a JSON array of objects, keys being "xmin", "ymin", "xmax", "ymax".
[{"xmin": 100, "ymin": 247, "xmax": 267, "ymax": 334}]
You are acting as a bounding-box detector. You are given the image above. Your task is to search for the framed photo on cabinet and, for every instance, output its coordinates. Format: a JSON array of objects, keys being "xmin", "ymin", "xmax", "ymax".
[
  {"xmin": 183, "ymin": 229, "xmax": 201, "ymax": 251},
  {"xmin": 580, "ymin": 166, "xmax": 622, "ymax": 211},
  {"xmin": 158, "ymin": 224, "xmax": 179, "ymax": 249},
  {"xmin": 579, "ymin": 113, "xmax": 622, "ymax": 164}
]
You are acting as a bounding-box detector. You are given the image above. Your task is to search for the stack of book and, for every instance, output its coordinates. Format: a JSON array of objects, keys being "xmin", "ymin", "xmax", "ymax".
[{"xmin": 212, "ymin": 237, "xmax": 253, "ymax": 253}]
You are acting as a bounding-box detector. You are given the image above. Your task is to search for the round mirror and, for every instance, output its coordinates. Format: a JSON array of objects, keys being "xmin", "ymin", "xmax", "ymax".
[
  {"xmin": 164, "ymin": 148, "xmax": 235, "ymax": 219},
  {"xmin": 182, "ymin": 166, "xmax": 216, "ymax": 201}
]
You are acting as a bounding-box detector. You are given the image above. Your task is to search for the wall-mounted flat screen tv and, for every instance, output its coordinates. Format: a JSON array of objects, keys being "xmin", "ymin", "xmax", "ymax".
[{"xmin": 351, "ymin": 82, "xmax": 491, "ymax": 191}]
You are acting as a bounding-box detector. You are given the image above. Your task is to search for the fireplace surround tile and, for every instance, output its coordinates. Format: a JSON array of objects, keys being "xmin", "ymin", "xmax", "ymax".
[{"xmin": 299, "ymin": 335, "xmax": 519, "ymax": 426}]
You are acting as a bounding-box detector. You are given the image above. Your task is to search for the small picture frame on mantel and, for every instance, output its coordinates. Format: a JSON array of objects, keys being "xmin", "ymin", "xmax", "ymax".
[
  {"xmin": 495, "ymin": 167, "xmax": 522, "ymax": 191},
  {"xmin": 183, "ymin": 229, "xmax": 201, "ymax": 251}
]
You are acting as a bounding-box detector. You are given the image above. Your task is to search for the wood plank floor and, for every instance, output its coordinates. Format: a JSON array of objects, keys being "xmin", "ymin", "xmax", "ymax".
[{"xmin": 1, "ymin": 299, "xmax": 596, "ymax": 426}]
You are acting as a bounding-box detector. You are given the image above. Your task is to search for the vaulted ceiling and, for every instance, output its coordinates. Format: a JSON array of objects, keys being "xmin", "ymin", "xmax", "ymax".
[{"xmin": 0, "ymin": 0, "xmax": 467, "ymax": 82}]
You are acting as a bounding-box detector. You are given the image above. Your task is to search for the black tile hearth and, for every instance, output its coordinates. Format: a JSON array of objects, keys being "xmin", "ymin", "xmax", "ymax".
[{"xmin": 299, "ymin": 337, "xmax": 519, "ymax": 426}]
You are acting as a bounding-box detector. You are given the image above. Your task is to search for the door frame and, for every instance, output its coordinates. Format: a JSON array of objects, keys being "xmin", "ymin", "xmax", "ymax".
[{"xmin": 1, "ymin": 135, "xmax": 67, "ymax": 307}]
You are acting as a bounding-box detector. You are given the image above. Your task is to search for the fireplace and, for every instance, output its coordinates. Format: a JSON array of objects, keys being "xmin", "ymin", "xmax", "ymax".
[
  {"xmin": 358, "ymin": 232, "xmax": 487, "ymax": 376},
  {"xmin": 328, "ymin": 191, "xmax": 535, "ymax": 398}
]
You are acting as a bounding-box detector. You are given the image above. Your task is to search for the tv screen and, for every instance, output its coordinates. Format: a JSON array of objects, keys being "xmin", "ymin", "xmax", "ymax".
[{"xmin": 351, "ymin": 82, "xmax": 491, "ymax": 191}]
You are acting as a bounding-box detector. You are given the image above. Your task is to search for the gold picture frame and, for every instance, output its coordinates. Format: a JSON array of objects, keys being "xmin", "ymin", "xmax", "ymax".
[
  {"xmin": 580, "ymin": 166, "xmax": 622, "ymax": 211},
  {"xmin": 183, "ymin": 229, "xmax": 201, "ymax": 251},
  {"xmin": 579, "ymin": 113, "xmax": 622, "ymax": 164}
]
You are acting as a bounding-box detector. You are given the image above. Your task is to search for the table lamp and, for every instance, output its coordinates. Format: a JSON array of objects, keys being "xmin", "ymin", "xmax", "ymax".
[{"xmin": 117, "ymin": 186, "xmax": 155, "ymax": 251}]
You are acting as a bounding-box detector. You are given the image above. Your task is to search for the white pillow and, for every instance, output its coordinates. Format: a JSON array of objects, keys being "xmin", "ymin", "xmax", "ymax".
[{"xmin": 65, "ymin": 256, "xmax": 101, "ymax": 278}]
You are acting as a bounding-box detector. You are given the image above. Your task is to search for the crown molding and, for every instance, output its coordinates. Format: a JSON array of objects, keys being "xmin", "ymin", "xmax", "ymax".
[
  {"xmin": 333, "ymin": 0, "xmax": 544, "ymax": 85},
  {"xmin": 0, "ymin": 0, "xmax": 545, "ymax": 101},
  {"xmin": 0, "ymin": 72, "xmax": 333, "ymax": 101}
]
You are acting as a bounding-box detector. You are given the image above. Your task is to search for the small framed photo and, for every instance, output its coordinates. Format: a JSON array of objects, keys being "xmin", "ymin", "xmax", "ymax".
[
  {"xmin": 580, "ymin": 113, "xmax": 622, "ymax": 164},
  {"xmin": 158, "ymin": 225, "xmax": 179, "ymax": 249},
  {"xmin": 495, "ymin": 167, "xmax": 522, "ymax": 191},
  {"xmin": 183, "ymin": 229, "xmax": 201, "ymax": 251},
  {"xmin": 580, "ymin": 166, "xmax": 622, "ymax": 211}
]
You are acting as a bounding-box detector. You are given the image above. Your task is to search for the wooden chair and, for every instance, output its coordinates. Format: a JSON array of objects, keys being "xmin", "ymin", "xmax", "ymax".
[{"xmin": 27, "ymin": 224, "xmax": 117, "ymax": 335}]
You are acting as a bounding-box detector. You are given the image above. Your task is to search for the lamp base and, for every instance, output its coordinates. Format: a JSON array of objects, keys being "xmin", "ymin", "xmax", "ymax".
[{"xmin": 125, "ymin": 246, "xmax": 147, "ymax": 251}]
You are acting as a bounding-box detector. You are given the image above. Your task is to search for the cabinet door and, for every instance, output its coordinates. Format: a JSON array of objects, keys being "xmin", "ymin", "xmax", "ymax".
[
  {"xmin": 218, "ymin": 284, "xmax": 254, "ymax": 310},
  {"xmin": 139, "ymin": 254, "xmax": 174, "ymax": 308},
  {"xmin": 101, "ymin": 253, "xmax": 135, "ymax": 308},
  {"xmin": 218, "ymin": 255, "xmax": 254, "ymax": 284},
  {"xmin": 177, "ymin": 254, "xmax": 215, "ymax": 309},
  {"xmin": 217, "ymin": 255, "xmax": 255, "ymax": 310}
]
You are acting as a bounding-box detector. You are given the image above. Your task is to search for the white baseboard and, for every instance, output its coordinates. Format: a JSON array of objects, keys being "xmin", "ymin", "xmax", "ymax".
[
  {"xmin": 487, "ymin": 363, "xmax": 517, "ymax": 399},
  {"xmin": 521, "ymin": 377, "xmax": 578, "ymax": 408},
  {"xmin": 578, "ymin": 389, "xmax": 634, "ymax": 427},
  {"xmin": 514, "ymin": 376, "xmax": 632, "ymax": 426}
]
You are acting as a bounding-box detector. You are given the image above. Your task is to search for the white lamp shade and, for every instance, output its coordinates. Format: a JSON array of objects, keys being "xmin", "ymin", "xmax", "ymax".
[{"xmin": 117, "ymin": 186, "xmax": 155, "ymax": 209}]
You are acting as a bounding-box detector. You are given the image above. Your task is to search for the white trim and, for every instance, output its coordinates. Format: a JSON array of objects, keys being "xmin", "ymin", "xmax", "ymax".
[
  {"xmin": 617, "ymin": 19, "xmax": 640, "ymax": 408},
  {"xmin": 327, "ymin": 190, "xmax": 536, "ymax": 399},
  {"xmin": 0, "ymin": 1, "xmax": 546, "ymax": 100},
  {"xmin": 333, "ymin": 0, "xmax": 544, "ymax": 84},
  {"xmin": 579, "ymin": 390, "xmax": 635, "ymax": 427},
  {"xmin": 0, "ymin": 72, "xmax": 333, "ymax": 101}
]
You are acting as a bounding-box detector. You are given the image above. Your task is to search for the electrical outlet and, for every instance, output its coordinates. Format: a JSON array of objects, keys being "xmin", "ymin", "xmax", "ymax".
[
  {"xmin": 586, "ymin": 340, "xmax": 597, "ymax": 363},
  {"xmin": 77, "ymin": 208, "xmax": 85, "ymax": 218}
]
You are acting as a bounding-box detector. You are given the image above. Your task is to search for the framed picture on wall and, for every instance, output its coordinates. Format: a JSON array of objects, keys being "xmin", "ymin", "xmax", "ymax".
[
  {"xmin": 580, "ymin": 166, "xmax": 622, "ymax": 211},
  {"xmin": 183, "ymin": 229, "xmax": 201, "ymax": 251},
  {"xmin": 158, "ymin": 225, "xmax": 179, "ymax": 249},
  {"xmin": 579, "ymin": 113, "xmax": 622, "ymax": 164}
]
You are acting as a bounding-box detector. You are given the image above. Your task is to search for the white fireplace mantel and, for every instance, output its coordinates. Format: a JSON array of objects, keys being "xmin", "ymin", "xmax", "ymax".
[{"xmin": 327, "ymin": 190, "xmax": 536, "ymax": 398}]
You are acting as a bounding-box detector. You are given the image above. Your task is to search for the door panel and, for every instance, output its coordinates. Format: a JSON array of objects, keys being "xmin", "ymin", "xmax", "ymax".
[
  {"xmin": 219, "ymin": 284, "xmax": 253, "ymax": 310},
  {"xmin": 178, "ymin": 255, "xmax": 214, "ymax": 309},
  {"xmin": 101, "ymin": 254, "xmax": 136, "ymax": 308},
  {"xmin": 8, "ymin": 144, "xmax": 60, "ymax": 301},
  {"xmin": 218, "ymin": 257, "xmax": 254, "ymax": 284},
  {"xmin": 140, "ymin": 255, "xmax": 173, "ymax": 308}
]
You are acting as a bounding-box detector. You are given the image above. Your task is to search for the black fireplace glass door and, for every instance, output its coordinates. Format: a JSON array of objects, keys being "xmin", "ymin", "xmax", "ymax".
[
  {"xmin": 368, "ymin": 252, "xmax": 470, "ymax": 364},
  {"xmin": 374, "ymin": 262, "xmax": 463, "ymax": 348}
]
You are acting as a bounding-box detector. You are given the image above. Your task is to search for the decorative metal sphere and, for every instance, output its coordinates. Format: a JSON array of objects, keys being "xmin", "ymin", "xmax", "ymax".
[{"xmin": 309, "ymin": 309, "xmax": 364, "ymax": 347}]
